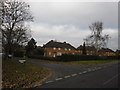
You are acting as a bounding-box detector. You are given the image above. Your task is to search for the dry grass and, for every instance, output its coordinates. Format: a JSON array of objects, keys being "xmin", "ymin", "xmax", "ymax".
[{"xmin": 2, "ymin": 59, "xmax": 52, "ymax": 89}]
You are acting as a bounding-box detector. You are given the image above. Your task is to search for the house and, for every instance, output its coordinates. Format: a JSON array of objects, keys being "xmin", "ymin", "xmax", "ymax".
[
  {"xmin": 115, "ymin": 49, "xmax": 120, "ymax": 55},
  {"xmin": 98, "ymin": 48, "xmax": 116, "ymax": 56},
  {"xmin": 77, "ymin": 45, "xmax": 96, "ymax": 55},
  {"xmin": 42, "ymin": 40, "xmax": 117, "ymax": 57},
  {"xmin": 43, "ymin": 40, "xmax": 82, "ymax": 57}
]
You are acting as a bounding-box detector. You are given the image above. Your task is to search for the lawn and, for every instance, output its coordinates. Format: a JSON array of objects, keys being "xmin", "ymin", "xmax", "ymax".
[{"xmin": 2, "ymin": 59, "xmax": 52, "ymax": 89}]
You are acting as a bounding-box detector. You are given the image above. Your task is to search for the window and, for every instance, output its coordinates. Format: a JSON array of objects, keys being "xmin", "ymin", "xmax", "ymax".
[
  {"xmin": 58, "ymin": 48, "xmax": 61, "ymax": 50},
  {"xmin": 90, "ymin": 51, "xmax": 92, "ymax": 55},
  {"xmin": 49, "ymin": 52, "xmax": 51, "ymax": 55},
  {"xmin": 65, "ymin": 48, "xmax": 67, "ymax": 51},
  {"xmin": 53, "ymin": 52, "xmax": 56, "ymax": 57},
  {"xmin": 53, "ymin": 54, "xmax": 56, "ymax": 57},
  {"xmin": 53, "ymin": 47, "xmax": 56, "ymax": 50},
  {"xmin": 69, "ymin": 49, "xmax": 71, "ymax": 51},
  {"xmin": 57, "ymin": 52, "xmax": 62, "ymax": 56}
]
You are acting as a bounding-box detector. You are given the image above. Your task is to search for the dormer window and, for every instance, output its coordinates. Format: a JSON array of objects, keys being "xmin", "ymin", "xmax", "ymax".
[{"xmin": 53, "ymin": 47, "xmax": 56, "ymax": 50}]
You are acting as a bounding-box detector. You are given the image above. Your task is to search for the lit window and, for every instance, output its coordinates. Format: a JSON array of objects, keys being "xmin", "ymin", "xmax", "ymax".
[
  {"xmin": 57, "ymin": 52, "xmax": 62, "ymax": 56},
  {"xmin": 69, "ymin": 49, "xmax": 71, "ymax": 51},
  {"xmin": 53, "ymin": 54, "xmax": 56, "ymax": 57},
  {"xmin": 49, "ymin": 52, "xmax": 51, "ymax": 55},
  {"xmin": 53, "ymin": 47, "xmax": 56, "ymax": 50},
  {"xmin": 65, "ymin": 48, "xmax": 67, "ymax": 51},
  {"xmin": 58, "ymin": 48, "xmax": 61, "ymax": 50}
]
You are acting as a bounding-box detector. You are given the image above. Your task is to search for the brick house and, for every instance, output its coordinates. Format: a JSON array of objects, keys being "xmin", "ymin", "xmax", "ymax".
[
  {"xmin": 42, "ymin": 40, "xmax": 117, "ymax": 57},
  {"xmin": 77, "ymin": 45, "xmax": 96, "ymax": 55},
  {"xmin": 98, "ymin": 48, "xmax": 116, "ymax": 56},
  {"xmin": 43, "ymin": 40, "xmax": 82, "ymax": 57},
  {"xmin": 77, "ymin": 45, "xmax": 116, "ymax": 56},
  {"xmin": 116, "ymin": 49, "xmax": 120, "ymax": 55}
]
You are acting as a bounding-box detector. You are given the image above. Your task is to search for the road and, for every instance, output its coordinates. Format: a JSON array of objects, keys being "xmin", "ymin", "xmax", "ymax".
[{"xmin": 28, "ymin": 61, "xmax": 119, "ymax": 88}]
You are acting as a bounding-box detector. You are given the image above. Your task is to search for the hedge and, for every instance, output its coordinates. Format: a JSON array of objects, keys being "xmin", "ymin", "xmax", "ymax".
[
  {"xmin": 14, "ymin": 50, "xmax": 25, "ymax": 57},
  {"xmin": 28, "ymin": 54, "xmax": 120, "ymax": 62},
  {"xmin": 28, "ymin": 55, "xmax": 56, "ymax": 61}
]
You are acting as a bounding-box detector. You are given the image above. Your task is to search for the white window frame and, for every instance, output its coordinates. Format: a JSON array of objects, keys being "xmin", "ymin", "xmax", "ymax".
[
  {"xmin": 65, "ymin": 48, "xmax": 67, "ymax": 51},
  {"xmin": 53, "ymin": 54, "xmax": 56, "ymax": 57},
  {"xmin": 57, "ymin": 52, "xmax": 62, "ymax": 56},
  {"xmin": 49, "ymin": 52, "xmax": 51, "ymax": 55},
  {"xmin": 58, "ymin": 48, "xmax": 61, "ymax": 50},
  {"xmin": 53, "ymin": 47, "xmax": 56, "ymax": 50}
]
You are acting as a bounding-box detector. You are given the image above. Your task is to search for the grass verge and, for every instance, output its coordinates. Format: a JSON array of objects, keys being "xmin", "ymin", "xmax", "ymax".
[
  {"xmin": 27, "ymin": 58, "xmax": 119, "ymax": 65},
  {"xmin": 2, "ymin": 59, "xmax": 52, "ymax": 89}
]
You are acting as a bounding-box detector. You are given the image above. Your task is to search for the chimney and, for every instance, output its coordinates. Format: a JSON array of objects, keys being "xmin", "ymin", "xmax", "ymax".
[
  {"xmin": 64, "ymin": 41, "xmax": 66, "ymax": 43},
  {"xmin": 51, "ymin": 40, "xmax": 53, "ymax": 42}
]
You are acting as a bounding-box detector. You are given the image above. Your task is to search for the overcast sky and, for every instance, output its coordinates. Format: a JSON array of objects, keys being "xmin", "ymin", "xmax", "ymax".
[{"xmin": 26, "ymin": 0, "xmax": 118, "ymax": 51}]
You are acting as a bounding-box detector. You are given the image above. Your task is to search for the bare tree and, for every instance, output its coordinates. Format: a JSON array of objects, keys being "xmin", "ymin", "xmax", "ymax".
[
  {"xmin": 84, "ymin": 21, "xmax": 110, "ymax": 55},
  {"xmin": 0, "ymin": 0, "xmax": 33, "ymax": 59}
]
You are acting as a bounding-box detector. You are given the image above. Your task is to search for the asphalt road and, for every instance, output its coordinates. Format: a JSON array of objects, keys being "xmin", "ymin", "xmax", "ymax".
[{"xmin": 28, "ymin": 61, "xmax": 119, "ymax": 88}]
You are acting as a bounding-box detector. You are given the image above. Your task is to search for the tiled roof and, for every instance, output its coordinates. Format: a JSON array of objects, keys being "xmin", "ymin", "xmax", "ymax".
[
  {"xmin": 116, "ymin": 50, "xmax": 120, "ymax": 53},
  {"xmin": 43, "ymin": 40, "xmax": 76, "ymax": 50},
  {"xmin": 98, "ymin": 48, "xmax": 115, "ymax": 53},
  {"xmin": 77, "ymin": 45, "xmax": 96, "ymax": 51}
]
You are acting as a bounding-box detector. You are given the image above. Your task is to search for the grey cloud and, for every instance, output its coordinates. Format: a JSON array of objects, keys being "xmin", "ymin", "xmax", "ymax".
[
  {"xmin": 31, "ymin": 23, "xmax": 118, "ymax": 50},
  {"xmin": 27, "ymin": 1, "xmax": 118, "ymax": 50},
  {"xmin": 29, "ymin": 2, "xmax": 118, "ymax": 29}
]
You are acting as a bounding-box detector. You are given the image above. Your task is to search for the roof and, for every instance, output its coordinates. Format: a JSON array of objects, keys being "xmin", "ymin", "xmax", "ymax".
[
  {"xmin": 43, "ymin": 40, "xmax": 76, "ymax": 50},
  {"xmin": 116, "ymin": 49, "xmax": 120, "ymax": 53},
  {"xmin": 98, "ymin": 48, "xmax": 115, "ymax": 53},
  {"xmin": 77, "ymin": 45, "xmax": 96, "ymax": 51}
]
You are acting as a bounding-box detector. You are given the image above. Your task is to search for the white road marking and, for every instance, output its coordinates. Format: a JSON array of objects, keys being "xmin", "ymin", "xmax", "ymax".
[
  {"xmin": 82, "ymin": 71, "xmax": 87, "ymax": 73},
  {"xmin": 103, "ymin": 73, "xmax": 119, "ymax": 85},
  {"xmin": 55, "ymin": 78, "xmax": 63, "ymax": 81},
  {"xmin": 45, "ymin": 81, "xmax": 53, "ymax": 83},
  {"xmin": 94, "ymin": 67, "xmax": 98, "ymax": 70},
  {"xmin": 71, "ymin": 74, "xmax": 77, "ymax": 76},
  {"xmin": 64, "ymin": 75, "xmax": 71, "ymax": 78},
  {"xmin": 87, "ymin": 69, "xmax": 92, "ymax": 72},
  {"xmin": 79, "ymin": 72, "xmax": 82, "ymax": 74}
]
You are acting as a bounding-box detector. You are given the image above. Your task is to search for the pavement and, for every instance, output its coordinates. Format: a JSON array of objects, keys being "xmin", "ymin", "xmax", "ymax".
[{"xmin": 28, "ymin": 60, "xmax": 119, "ymax": 88}]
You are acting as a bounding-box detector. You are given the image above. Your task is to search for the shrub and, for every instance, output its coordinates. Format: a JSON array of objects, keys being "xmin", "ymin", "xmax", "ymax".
[
  {"xmin": 33, "ymin": 48, "xmax": 44, "ymax": 56},
  {"xmin": 14, "ymin": 49, "xmax": 25, "ymax": 57},
  {"xmin": 57, "ymin": 54, "xmax": 100, "ymax": 61},
  {"xmin": 28, "ymin": 55, "xmax": 56, "ymax": 61},
  {"xmin": 28, "ymin": 54, "xmax": 120, "ymax": 62}
]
